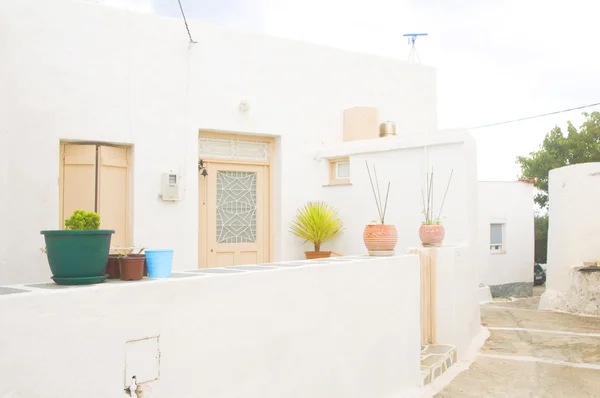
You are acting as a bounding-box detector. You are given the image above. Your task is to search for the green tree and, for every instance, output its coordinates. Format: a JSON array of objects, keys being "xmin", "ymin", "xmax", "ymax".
[
  {"xmin": 516, "ymin": 111, "xmax": 600, "ymax": 208},
  {"xmin": 534, "ymin": 215, "xmax": 548, "ymax": 264}
]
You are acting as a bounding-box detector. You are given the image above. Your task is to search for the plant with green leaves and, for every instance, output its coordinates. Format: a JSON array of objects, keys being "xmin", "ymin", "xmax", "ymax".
[
  {"xmin": 517, "ymin": 111, "xmax": 600, "ymax": 209},
  {"xmin": 64, "ymin": 210, "xmax": 101, "ymax": 230},
  {"xmin": 290, "ymin": 201, "xmax": 344, "ymax": 252}
]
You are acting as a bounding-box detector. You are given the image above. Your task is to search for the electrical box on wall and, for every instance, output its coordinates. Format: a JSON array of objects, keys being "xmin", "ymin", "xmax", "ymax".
[{"xmin": 160, "ymin": 172, "xmax": 181, "ymax": 201}]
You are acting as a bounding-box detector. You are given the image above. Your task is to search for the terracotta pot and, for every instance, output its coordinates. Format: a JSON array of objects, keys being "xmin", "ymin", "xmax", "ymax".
[
  {"xmin": 419, "ymin": 224, "xmax": 445, "ymax": 247},
  {"xmin": 363, "ymin": 224, "xmax": 398, "ymax": 254},
  {"xmin": 127, "ymin": 253, "xmax": 148, "ymax": 276},
  {"xmin": 305, "ymin": 251, "xmax": 332, "ymax": 260},
  {"xmin": 119, "ymin": 255, "xmax": 145, "ymax": 281},
  {"xmin": 106, "ymin": 255, "xmax": 120, "ymax": 279}
]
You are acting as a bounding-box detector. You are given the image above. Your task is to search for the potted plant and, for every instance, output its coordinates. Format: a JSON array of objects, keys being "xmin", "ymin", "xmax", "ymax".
[
  {"xmin": 420, "ymin": 168, "xmax": 453, "ymax": 247},
  {"xmin": 290, "ymin": 201, "xmax": 344, "ymax": 259},
  {"xmin": 363, "ymin": 161, "xmax": 398, "ymax": 255},
  {"xmin": 106, "ymin": 254, "xmax": 120, "ymax": 279},
  {"xmin": 41, "ymin": 210, "xmax": 114, "ymax": 285},
  {"xmin": 107, "ymin": 247, "xmax": 147, "ymax": 279},
  {"xmin": 118, "ymin": 250, "xmax": 146, "ymax": 281}
]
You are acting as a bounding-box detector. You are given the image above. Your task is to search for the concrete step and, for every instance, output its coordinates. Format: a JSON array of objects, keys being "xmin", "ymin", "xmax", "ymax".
[{"xmin": 420, "ymin": 344, "xmax": 457, "ymax": 386}]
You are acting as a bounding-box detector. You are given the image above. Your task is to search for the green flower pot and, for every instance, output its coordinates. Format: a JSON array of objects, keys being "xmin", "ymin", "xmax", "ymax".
[{"xmin": 41, "ymin": 230, "xmax": 115, "ymax": 285}]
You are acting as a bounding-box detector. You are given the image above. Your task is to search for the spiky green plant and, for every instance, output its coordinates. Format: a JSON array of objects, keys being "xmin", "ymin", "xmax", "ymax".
[{"xmin": 290, "ymin": 201, "xmax": 344, "ymax": 252}]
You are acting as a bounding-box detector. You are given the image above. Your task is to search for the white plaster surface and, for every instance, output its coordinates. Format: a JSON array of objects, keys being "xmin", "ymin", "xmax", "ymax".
[
  {"xmin": 0, "ymin": 0, "xmax": 446, "ymax": 285},
  {"xmin": 477, "ymin": 181, "xmax": 534, "ymax": 286},
  {"xmin": 321, "ymin": 132, "xmax": 478, "ymax": 258},
  {"xmin": 478, "ymin": 285, "xmax": 493, "ymax": 304},
  {"xmin": 0, "ymin": 256, "xmax": 422, "ymax": 397},
  {"xmin": 541, "ymin": 163, "xmax": 600, "ymax": 310},
  {"xmin": 433, "ymin": 246, "xmax": 482, "ymax": 359}
]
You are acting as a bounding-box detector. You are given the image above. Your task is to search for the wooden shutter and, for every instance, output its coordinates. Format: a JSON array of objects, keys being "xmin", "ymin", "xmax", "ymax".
[
  {"xmin": 97, "ymin": 145, "xmax": 130, "ymax": 248},
  {"xmin": 61, "ymin": 144, "xmax": 97, "ymax": 229}
]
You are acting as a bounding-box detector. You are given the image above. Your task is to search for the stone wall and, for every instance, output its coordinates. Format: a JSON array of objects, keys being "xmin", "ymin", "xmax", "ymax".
[
  {"xmin": 489, "ymin": 282, "xmax": 533, "ymax": 298},
  {"xmin": 539, "ymin": 266, "xmax": 600, "ymax": 316}
]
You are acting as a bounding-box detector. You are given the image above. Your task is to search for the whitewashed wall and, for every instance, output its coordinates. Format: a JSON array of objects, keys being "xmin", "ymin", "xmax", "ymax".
[
  {"xmin": 540, "ymin": 163, "xmax": 600, "ymax": 310},
  {"xmin": 477, "ymin": 181, "xmax": 534, "ymax": 292},
  {"xmin": 0, "ymin": 0, "xmax": 437, "ymax": 284},
  {"xmin": 434, "ymin": 245, "xmax": 482, "ymax": 358},
  {"xmin": 0, "ymin": 257, "xmax": 421, "ymax": 398},
  {"xmin": 315, "ymin": 130, "xmax": 478, "ymax": 259}
]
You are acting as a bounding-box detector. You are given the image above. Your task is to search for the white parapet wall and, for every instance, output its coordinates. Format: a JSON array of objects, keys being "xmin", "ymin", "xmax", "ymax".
[
  {"xmin": 0, "ymin": 256, "xmax": 421, "ymax": 398},
  {"xmin": 540, "ymin": 162, "xmax": 600, "ymax": 314},
  {"xmin": 435, "ymin": 246, "xmax": 482, "ymax": 358}
]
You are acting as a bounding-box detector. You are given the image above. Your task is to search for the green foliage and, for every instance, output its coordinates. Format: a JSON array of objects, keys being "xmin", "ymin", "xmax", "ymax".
[
  {"xmin": 517, "ymin": 112, "xmax": 600, "ymax": 208},
  {"xmin": 290, "ymin": 201, "xmax": 344, "ymax": 252},
  {"xmin": 534, "ymin": 215, "xmax": 548, "ymax": 264},
  {"xmin": 64, "ymin": 210, "xmax": 100, "ymax": 230}
]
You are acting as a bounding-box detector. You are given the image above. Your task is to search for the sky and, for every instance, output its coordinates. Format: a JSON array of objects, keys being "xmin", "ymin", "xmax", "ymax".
[{"xmin": 94, "ymin": 0, "xmax": 600, "ymax": 181}]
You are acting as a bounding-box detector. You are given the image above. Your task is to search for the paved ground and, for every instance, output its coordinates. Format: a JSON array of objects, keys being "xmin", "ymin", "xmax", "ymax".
[{"xmin": 435, "ymin": 285, "xmax": 600, "ymax": 398}]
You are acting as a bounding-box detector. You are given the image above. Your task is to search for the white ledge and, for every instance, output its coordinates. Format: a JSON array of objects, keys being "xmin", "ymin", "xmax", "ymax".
[
  {"xmin": 316, "ymin": 129, "xmax": 471, "ymax": 160},
  {"xmin": 0, "ymin": 255, "xmax": 400, "ymax": 294}
]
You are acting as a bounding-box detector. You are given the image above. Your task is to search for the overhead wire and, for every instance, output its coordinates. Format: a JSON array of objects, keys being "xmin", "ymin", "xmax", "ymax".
[
  {"xmin": 177, "ymin": 0, "xmax": 196, "ymax": 43},
  {"xmin": 469, "ymin": 102, "xmax": 600, "ymax": 130}
]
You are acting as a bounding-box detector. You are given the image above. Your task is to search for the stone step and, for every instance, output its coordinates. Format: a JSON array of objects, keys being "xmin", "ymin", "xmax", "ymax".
[{"xmin": 420, "ymin": 344, "xmax": 457, "ymax": 387}]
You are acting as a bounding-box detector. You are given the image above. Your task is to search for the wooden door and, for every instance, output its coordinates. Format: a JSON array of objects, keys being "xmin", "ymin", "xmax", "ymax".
[{"xmin": 199, "ymin": 162, "xmax": 269, "ymax": 268}]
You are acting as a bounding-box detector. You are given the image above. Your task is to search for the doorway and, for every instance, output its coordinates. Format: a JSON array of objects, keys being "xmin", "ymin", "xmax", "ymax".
[{"xmin": 198, "ymin": 132, "xmax": 273, "ymax": 268}]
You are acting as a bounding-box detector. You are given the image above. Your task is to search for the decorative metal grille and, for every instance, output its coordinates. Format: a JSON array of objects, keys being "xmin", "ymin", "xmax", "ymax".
[
  {"xmin": 216, "ymin": 171, "xmax": 257, "ymax": 243},
  {"xmin": 199, "ymin": 137, "xmax": 269, "ymax": 161}
]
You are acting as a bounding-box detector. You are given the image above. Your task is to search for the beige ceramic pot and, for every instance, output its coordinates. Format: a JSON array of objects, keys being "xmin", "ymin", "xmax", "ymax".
[
  {"xmin": 419, "ymin": 224, "xmax": 445, "ymax": 247},
  {"xmin": 363, "ymin": 224, "xmax": 398, "ymax": 254}
]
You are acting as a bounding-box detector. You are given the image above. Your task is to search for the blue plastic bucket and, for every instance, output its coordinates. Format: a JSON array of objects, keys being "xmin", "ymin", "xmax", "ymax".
[{"xmin": 145, "ymin": 249, "xmax": 174, "ymax": 278}]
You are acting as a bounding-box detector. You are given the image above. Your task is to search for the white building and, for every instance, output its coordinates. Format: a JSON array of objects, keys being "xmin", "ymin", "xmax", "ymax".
[
  {"xmin": 0, "ymin": 0, "xmax": 484, "ymax": 396},
  {"xmin": 478, "ymin": 181, "xmax": 535, "ymax": 297},
  {"xmin": 0, "ymin": 0, "xmax": 479, "ymax": 285},
  {"xmin": 540, "ymin": 163, "xmax": 600, "ymax": 315}
]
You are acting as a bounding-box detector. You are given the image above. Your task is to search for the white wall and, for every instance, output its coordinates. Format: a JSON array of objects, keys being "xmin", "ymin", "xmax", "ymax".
[
  {"xmin": 434, "ymin": 245, "xmax": 482, "ymax": 359},
  {"xmin": 477, "ymin": 181, "xmax": 534, "ymax": 286},
  {"xmin": 317, "ymin": 131, "xmax": 478, "ymax": 259},
  {"xmin": 542, "ymin": 163, "xmax": 600, "ymax": 296},
  {"xmin": 0, "ymin": 0, "xmax": 438, "ymax": 284},
  {"xmin": 0, "ymin": 256, "xmax": 421, "ymax": 398}
]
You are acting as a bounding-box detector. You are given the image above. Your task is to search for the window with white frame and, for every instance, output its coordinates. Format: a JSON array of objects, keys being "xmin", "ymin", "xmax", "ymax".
[
  {"xmin": 328, "ymin": 158, "xmax": 350, "ymax": 185},
  {"xmin": 490, "ymin": 223, "xmax": 505, "ymax": 253},
  {"xmin": 335, "ymin": 161, "xmax": 350, "ymax": 179}
]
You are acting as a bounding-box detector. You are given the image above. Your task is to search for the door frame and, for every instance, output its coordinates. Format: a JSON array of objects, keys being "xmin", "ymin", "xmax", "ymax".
[{"xmin": 198, "ymin": 131, "xmax": 275, "ymax": 268}]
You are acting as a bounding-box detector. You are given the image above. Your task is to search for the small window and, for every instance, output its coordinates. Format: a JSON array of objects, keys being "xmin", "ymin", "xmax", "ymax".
[
  {"xmin": 490, "ymin": 223, "xmax": 505, "ymax": 254},
  {"xmin": 328, "ymin": 158, "xmax": 350, "ymax": 185},
  {"xmin": 336, "ymin": 162, "xmax": 350, "ymax": 179}
]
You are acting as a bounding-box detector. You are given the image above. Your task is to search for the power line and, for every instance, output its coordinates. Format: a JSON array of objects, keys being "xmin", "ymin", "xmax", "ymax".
[
  {"xmin": 177, "ymin": 0, "xmax": 196, "ymax": 43},
  {"xmin": 469, "ymin": 102, "xmax": 600, "ymax": 130}
]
